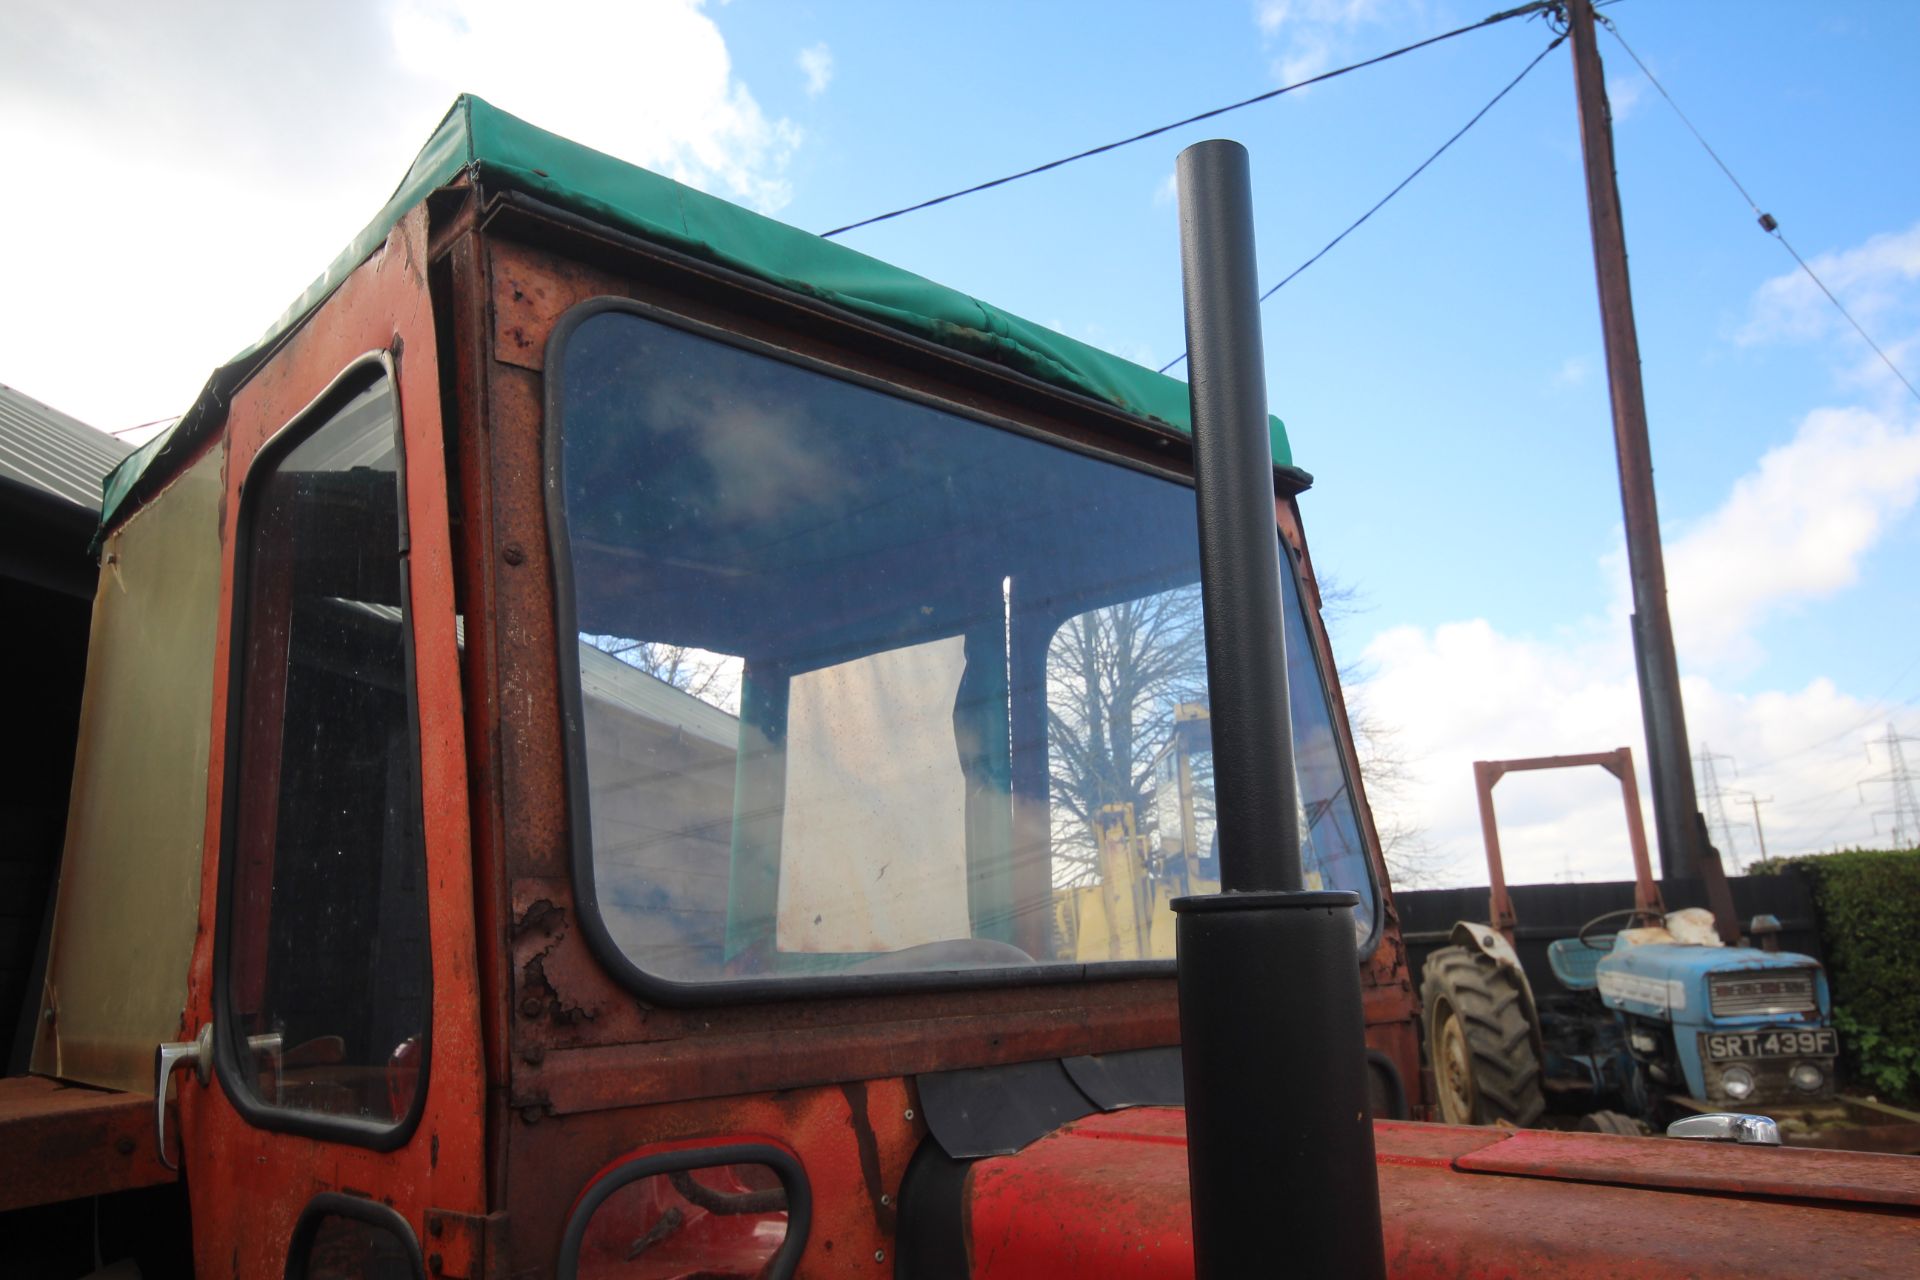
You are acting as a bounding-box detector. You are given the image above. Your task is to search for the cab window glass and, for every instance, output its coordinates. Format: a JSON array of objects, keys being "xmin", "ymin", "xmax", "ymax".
[
  {"xmin": 1044, "ymin": 556, "xmax": 1375, "ymax": 961},
  {"xmin": 222, "ymin": 374, "xmax": 429, "ymax": 1127},
  {"xmin": 555, "ymin": 309, "xmax": 1377, "ymax": 989},
  {"xmin": 1280, "ymin": 547, "xmax": 1374, "ymax": 910}
]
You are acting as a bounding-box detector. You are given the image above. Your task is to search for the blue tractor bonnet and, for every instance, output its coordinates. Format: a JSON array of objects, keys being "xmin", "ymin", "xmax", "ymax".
[{"xmin": 1596, "ymin": 941, "xmax": 1828, "ymax": 1025}]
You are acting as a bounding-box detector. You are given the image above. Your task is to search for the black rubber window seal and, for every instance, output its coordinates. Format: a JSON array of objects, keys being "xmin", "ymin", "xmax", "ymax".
[
  {"xmin": 284, "ymin": 1191, "xmax": 425, "ymax": 1280},
  {"xmin": 210, "ymin": 352, "xmax": 434, "ymax": 1150},
  {"xmin": 556, "ymin": 1142, "xmax": 810, "ymax": 1280}
]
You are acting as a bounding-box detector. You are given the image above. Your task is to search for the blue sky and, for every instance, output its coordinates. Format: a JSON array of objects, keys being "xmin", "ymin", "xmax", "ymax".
[{"xmin": 4, "ymin": 0, "xmax": 1916, "ymax": 885}]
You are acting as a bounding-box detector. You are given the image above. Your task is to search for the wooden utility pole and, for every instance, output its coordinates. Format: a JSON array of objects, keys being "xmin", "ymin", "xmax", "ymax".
[
  {"xmin": 1746, "ymin": 793, "xmax": 1773, "ymax": 862},
  {"xmin": 1564, "ymin": 0, "xmax": 1740, "ymax": 939}
]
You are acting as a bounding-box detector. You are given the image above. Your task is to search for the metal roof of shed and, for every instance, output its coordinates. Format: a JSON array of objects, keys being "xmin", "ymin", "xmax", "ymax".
[{"xmin": 0, "ymin": 384, "xmax": 130, "ymax": 513}]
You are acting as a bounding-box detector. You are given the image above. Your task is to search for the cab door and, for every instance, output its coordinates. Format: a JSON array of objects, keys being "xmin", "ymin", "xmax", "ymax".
[{"xmin": 166, "ymin": 208, "xmax": 486, "ymax": 1277}]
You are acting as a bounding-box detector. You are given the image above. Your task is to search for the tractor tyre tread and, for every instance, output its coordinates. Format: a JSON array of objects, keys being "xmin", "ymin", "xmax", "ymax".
[
  {"xmin": 1422, "ymin": 945, "xmax": 1546, "ymax": 1127},
  {"xmin": 1578, "ymin": 1110, "xmax": 1652, "ymax": 1137}
]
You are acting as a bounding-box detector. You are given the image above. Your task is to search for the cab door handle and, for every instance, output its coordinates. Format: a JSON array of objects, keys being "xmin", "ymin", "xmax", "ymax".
[{"xmin": 154, "ymin": 1023, "xmax": 213, "ymax": 1171}]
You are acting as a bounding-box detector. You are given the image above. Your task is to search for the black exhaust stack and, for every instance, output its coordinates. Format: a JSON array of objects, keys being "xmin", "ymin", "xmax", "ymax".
[{"xmin": 1171, "ymin": 139, "xmax": 1386, "ymax": 1277}]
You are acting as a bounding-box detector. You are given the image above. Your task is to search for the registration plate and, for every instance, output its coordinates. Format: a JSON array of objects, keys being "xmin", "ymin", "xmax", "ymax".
[{"xmin": 1704, "ymin": 1028, "xmax": 1836, "ymax": 1061}]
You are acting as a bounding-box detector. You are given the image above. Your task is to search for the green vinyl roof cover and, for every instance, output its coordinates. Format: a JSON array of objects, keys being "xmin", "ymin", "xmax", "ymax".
[{"xmin": 99, "ymin": 94, "xmax": 1292, "ymax": 533}]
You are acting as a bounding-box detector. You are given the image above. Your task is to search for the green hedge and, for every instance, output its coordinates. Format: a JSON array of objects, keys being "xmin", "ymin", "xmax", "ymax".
[{"xmin": 1753, "ymin": 848, "xmax": 1920, "ymax": 1104}]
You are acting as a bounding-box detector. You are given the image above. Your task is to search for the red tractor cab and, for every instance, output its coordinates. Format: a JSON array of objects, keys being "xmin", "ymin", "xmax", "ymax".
[{"xmin": 0, "ymin": 96, "xmax": 1914, "ymax": 1278}]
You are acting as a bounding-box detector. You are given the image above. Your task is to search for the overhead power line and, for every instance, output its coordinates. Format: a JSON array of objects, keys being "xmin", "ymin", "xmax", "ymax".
[
  {"xmin": 1739, "ymin": 651, "xmax": 1920, "ymax": 776},
  {"xmin": 1158, "ymin": 32, "xmax": 1566, "ymax": 374},
  {"xmin": 818, "ymin": 1, "xmax": 1560, "ymax": 240},
  {"xmin": 1602, "ymin": 16, "xmax": 1920, "ymax": 408}
]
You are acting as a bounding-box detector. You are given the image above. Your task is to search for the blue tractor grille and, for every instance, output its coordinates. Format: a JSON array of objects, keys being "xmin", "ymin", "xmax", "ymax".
[{"xmin": 1708, "ymin": 970, "xmax": 1816, "ymax": 1017}]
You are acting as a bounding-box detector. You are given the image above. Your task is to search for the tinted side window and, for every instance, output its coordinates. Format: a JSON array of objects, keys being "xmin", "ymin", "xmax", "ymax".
[{"xmin": 222, "ymin": 373, "xmax": 429, "ymax": 1131}]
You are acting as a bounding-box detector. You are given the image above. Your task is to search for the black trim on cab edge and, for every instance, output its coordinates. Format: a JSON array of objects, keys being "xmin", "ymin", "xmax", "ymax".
[
  {"xmin": 284, "ymin": 1192, "xmax": 426, "ymax": 1280},
  {"xmin": 557, "ymin": 1143, "xmax": 810, "ymax": 1280},
  {"xmin": 211, "ymin": 352, "xmax": 433, "ymax": 1151}
]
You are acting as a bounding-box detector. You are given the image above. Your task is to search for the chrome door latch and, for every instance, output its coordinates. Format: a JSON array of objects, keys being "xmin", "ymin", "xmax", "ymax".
[{"xmin": 154, "ymin": 1023, "xmax": 213, "ymax": 1170}]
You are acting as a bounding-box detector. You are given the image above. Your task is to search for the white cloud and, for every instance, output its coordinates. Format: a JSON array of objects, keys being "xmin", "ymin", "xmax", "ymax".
[
  {"xmin": 1658, "ymin": 405, "xmax": 1920, "ymax": 665},
  {"xmin": 1277, "ymin": 31, "xmax": 1337, "ymax": 86},
  {"xmin": 391, "ymin": 0, "xmax": 800, "ymax": 213},
  {"xmin": 798, "ymin": 42, "xmax": 835, "ymax": 97},
  {"xmin": 1607, "ymin": 73, "xmax": 1646, "ymax": 122},
  {"xmin": 0, "ymin": 0, "xmax": 798, "ymax": 432},
  {"xmin": 1354, "ymin": 613, "xmax": 1915, "ymax": 886},
  {"xmin": 0, "ymin": 107, "xmax": 411, "ymax": 433},
  {"xmin": 1738, "ymin": 222, "xmax": 1920, "ymax": 370},
  {"xmin": 1255, "ymin": 0, "xmax": 1413, "ymax": 85},
  {"xmin": 1554, "ymin": 355, "xmax": 1593, "ymax": 387},
  {"xmin": 1257, "ymin": 0, "xmax": 1393, "ymax": 35},
  {"xmin": 1640, "ymin": 231, "xmax": 1920, "ymax": 665},
  {"xmin": 1153, "ymin": 171, "xmax": 1179, "ymax": 207},
  {"xmin": 1357, "ymin": 616, "xmax": 1651, "ymax": 887}
]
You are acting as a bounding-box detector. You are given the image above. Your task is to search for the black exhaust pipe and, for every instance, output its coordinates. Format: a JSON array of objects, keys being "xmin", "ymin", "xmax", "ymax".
[{"xmin": 1172, "ymin": 139, "xmax": 1386, "ymax": 1278}]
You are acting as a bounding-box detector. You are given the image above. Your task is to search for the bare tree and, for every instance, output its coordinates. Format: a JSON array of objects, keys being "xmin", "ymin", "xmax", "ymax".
[
  {"xmin": 1045, "ymin": 587, "xmax": 1210, "ymax": 886},
  {"xmin": 584, "ymin": 634, "xmax": 743, "ymax": 715},
  {"xmin": 1043, "ymin": 574, "xmax": 1449, "ymax": 890}
]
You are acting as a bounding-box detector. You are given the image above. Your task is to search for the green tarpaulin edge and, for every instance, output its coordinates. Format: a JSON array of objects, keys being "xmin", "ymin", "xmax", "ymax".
[{"xmin": 98, "ymin": 95, "xmax": 1291, "ymax": 535}]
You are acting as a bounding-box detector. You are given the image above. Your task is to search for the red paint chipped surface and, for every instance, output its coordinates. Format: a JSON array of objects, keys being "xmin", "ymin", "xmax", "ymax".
[{"xmin": 962, "ymin": 1115, "xmax": 1920, "ymax": 1278}]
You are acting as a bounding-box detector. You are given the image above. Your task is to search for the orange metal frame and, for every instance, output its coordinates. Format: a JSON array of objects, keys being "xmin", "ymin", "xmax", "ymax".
[
  {"xmin": 177, "ymin": 206, "xmax": 487, "ymax": 1277},
  {"xmin": 1472, "ymin": 748, "xmax": 1664, "ymax": 945}
]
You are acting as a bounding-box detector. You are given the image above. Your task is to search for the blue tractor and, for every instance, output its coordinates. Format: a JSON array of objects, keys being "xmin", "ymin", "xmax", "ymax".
[
  {"xmin": 1420, "ymin": 748, "xmax": 1839, "ymax": 1132},
  {"xmin": 1573, "ymin": 915, "xmax": 1836, "ymax": 1113}
]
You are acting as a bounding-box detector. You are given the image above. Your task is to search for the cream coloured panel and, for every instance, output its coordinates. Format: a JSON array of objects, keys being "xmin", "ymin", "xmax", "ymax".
[
  {"xmin": 775, "ymin": 636, "xmax": 973, "ymax": 954},
  {"xmin": 32, "ymin": 448, "xmax": 223, "ymax": 1092}
]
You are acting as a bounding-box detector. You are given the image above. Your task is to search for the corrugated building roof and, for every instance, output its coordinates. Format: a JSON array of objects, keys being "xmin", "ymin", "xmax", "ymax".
[
  {"xmin": 578, "ymin": 644, "xmax": 739, "ymax": 751},
  {"xmin": 0, "ymin": 384, "xmax": 131, "ymax": 513}
]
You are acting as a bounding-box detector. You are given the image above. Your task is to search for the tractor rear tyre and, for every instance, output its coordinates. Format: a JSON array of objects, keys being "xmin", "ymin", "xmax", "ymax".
[
  {"xmin": 1578, "ymin": 1110, "xmax": 1652, "ymax": 1137},
  {"xmin": 1422, "ymin": 945, "xmax": 1545, "ymax": 1127}
]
